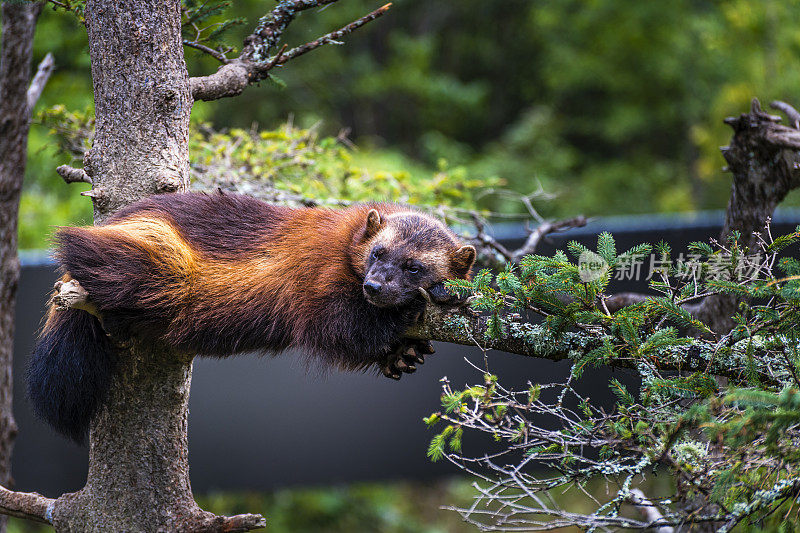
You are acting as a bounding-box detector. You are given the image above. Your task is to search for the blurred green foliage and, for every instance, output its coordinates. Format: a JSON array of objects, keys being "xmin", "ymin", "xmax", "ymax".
[
  {"xmin": 190, "ymin": 123, "xmax": 501, "ymax": 208},
  {"xmin": 19, "ymin": 0, "xmax": 800, "ymax": 247},
  {"xmin": 31, "ymin": 104, "xmax": 503, "ymax": 249},
  {"xmin": 6, "ymin": 476, "xmax": 680, "ymax": 532}
]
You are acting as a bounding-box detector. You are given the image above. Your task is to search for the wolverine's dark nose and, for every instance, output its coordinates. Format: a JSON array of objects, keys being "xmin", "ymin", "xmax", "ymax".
[{"xmin": 364, "ymin": 280, "xmax": 382, "ymax": 296}]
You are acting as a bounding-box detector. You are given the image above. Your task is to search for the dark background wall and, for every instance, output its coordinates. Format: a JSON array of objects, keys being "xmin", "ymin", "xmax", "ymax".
[{"xmin": 11, "ymin": 210, "xmax": 800, "ymax": 497}]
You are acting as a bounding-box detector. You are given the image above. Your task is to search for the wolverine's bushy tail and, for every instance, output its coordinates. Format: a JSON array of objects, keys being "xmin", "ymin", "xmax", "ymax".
[{"xmin": 27, "ymin": 308, "xmax": 116, "ymax": 443}]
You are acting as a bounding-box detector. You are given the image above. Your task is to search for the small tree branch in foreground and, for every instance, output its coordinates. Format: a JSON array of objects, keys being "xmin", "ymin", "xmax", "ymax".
[
  {"xmin": 0, "ymin": 485, "xmax": 53, "ymax": 525},
  {"xmin": 190, "ymin": 1, "xmax": 391, "ymax": 101},
  {"xmin": 467, "ymin": 211, "xmax": 588, "ymax": 270},
  {"xmin": 278, "ymin": 3, "xmax": 392, "ymax": 64},
  {"xmin": 182, "ymin": 40, "xmax": 230, "ymax": 64}
]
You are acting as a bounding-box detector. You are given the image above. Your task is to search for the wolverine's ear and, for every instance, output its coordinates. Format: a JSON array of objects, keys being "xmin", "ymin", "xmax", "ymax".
[
  {"xmin": 451, "ymin": 245, "xmax": 476, "ymax": 278},
  {"xmin": 364, "ymin": 209, "xmax": 383, "ymax": 239}
]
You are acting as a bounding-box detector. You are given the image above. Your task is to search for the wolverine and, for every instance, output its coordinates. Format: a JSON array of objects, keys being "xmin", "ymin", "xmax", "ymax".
[{"xmin": 27, "ymin": 192, "xmax": 476, "ymax": 442}]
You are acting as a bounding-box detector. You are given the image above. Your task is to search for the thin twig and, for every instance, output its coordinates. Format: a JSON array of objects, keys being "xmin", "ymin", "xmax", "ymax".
[
  {"xmin": 280, "ymin": 3, "xmax": 392, "ymax": 63},
  {"xmin": 511, "ymin": 215, "xmax": 588, "ymax": 262},
  {"xmin": 26, "ymin": 52, "xmax": 54, "ymax": 111},
  {"xmin": 183, "ymin": 40, "xmax": 230, "ymax": 63}
]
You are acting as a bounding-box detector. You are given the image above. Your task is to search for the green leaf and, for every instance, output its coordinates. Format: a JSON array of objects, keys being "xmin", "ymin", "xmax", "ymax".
[
  {"xmin": 610, "ymin": 379, "xmax": 635, "ymax": 405},
  {"xmin": 427, "ymin": 433, "xmax": 446, "ymax": 462},
  {"xmin": 597, "ymin": 232, "xmax": 617, "ymax": 264},
  {"xmin": 648, "ymin": 297, "xmax": 713, "ymax": 335},
  {"xmin": 573, "ymin": 339, "xmax": 615, "ymax": 378}
]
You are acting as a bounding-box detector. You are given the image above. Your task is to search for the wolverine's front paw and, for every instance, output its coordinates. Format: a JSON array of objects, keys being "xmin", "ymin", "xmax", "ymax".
[
  {"xmin": 379, "ymin": 340, "xmax": 436, "ymax": 380},
  {"xmin": 420, "ymin": 283, "xmax": 469, "ymax": 307}
]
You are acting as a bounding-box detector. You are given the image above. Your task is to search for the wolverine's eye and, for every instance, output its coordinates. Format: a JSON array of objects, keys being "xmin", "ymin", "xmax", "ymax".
[
  {"xmin": 371, "ymin": 247, "xmax": 385, "ymax": 260},
  {"xmin": 407, "ymin": 265, "xmax": 420, "ymax": 274}
]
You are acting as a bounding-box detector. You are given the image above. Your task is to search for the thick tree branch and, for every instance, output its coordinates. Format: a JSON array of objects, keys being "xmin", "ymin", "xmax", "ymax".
[
  {"xmin": 55, "ymin": 276, "xmax": 761, "ymax": 384},
  {"xmin": 406, "ymin": 305, "xmax": 780, "ymax": 386},
  {"xmin": 25, "ymin": 52, "xmax": 53, "ymax": 112},
  {"xmin": 190, "ymin": 1, "xmax": 391, "ymax": 101},
  {"xmin": 185, "ymin": 511, "xmax": 267, "ymax": 532},
  {"xmin": 0, "ymin": 486, "xmax": 53, "ymax": 525}
]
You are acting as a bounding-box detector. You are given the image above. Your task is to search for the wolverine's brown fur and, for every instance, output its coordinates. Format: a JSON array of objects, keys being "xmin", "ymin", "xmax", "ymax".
[{"xmin": 28, "ymin": 192, "xmax": 475, "ymax": 441}]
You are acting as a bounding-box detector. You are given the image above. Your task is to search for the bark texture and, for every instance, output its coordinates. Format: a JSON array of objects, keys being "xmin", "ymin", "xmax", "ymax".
[
  {"xmin": 0, "ymin": 0, "xmax": 391, "ymax": 529},
  {"xmin": 82, "ymin": 0, "xmax": 192, "ymax": 222},
  {"xmin": 51, "ymin": 348, "xmax": 262, "ymax": 531},
  {"xmin": 0, "ymin": 3, "xmax": 44, "ymax": 531}
]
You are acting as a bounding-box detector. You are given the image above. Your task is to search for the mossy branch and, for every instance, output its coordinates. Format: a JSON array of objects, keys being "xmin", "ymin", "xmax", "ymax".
[{"xmin": 406, "ymin": 305, "xmax": 783, "ymax": 387}]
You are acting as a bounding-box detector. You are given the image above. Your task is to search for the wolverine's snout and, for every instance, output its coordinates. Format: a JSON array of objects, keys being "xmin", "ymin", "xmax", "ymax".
[
  {"xmin": 363, "ymin": 267, "xmax": 405, "ymax": 307},
  {"xmin": 363, "ymin": 280, "xmax": 382, "ymax": 296}
]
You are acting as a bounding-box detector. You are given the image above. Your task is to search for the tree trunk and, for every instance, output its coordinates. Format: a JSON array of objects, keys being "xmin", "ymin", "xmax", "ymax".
[
  {"xmin": 694, "ymin": 99, "xmax": 800, "ymax": 333},
  {"xmin": 51, "ymin": 347, "xmax": 217, "ymax": 530},
  {"xmin": 0, "ymin": 3, "xmax": 44, "ymax": 531},
  {"xmin": 81, "ymin": 0, "xmax": 192, "ymax": 222},
  {"xmin": 44, "ymin": 1, "xmax": 262, "ymax": 530}
]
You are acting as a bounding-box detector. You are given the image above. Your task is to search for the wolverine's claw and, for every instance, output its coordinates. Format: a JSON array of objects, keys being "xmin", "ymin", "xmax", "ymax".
[
  {"xmin": 382, "ymin": 366, "xmax": 401, "ymax": 380},
  {"xmin": 380, "ymin": 338, "xmax": 436, "ymax": 380},
  {"xmin": 416, "ymin": 341, "xmax": 435, "ymax": 354},
  {"xmin": 426, "ymin": 282, "xmax": 470, "ymax": 307},
  {"xmin": 418, "ymin": 287, "xmax": 434, "ymax": 305}
]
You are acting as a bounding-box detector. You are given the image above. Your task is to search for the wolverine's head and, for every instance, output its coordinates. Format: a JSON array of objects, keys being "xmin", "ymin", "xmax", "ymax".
[{"xmin": 356, "ymin": 208, "xmax": 476, "ymax": 308}]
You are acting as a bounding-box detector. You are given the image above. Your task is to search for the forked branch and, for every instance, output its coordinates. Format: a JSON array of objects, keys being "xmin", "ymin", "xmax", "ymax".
[{"xmin": 189, "ymin": 1, "xmax": 391, "ymax": 101}]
